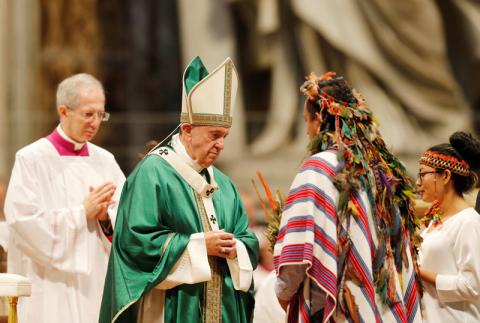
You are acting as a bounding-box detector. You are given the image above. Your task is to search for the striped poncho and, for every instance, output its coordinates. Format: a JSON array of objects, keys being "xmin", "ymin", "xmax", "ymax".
[{"xmin": 274, "ymin": 150, "xmax": 422, "ymax": 323}]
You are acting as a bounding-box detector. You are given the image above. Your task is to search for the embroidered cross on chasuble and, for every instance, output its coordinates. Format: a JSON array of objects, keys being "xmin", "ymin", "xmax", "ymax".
[
  {"xmin": 194, "ymin": 193, "xmax": 223, "ymax": 323},
  {"xmin": 209, "ymin": 214, "xmax": 217, "ymax": 224}
]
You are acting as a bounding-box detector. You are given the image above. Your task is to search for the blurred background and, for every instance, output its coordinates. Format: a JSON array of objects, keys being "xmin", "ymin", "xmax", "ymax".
[
  {"xmin": 1, "ymin": 0, "xmax": 480, "ymax": 190},
  {"xmin": 1, "ymin": 0, "xmax": 480, "ymax": 305}
]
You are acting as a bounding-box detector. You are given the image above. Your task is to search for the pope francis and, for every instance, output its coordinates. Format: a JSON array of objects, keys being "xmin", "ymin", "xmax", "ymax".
[{"xmin": 100, "ymin": 57, "xmax": 259, "ymax": 323}]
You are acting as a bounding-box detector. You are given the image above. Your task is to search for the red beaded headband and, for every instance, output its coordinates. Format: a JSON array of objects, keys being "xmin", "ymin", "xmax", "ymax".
[{"xmin": 419, "ymin": 150, "xmax": 470, "ymax": 176}]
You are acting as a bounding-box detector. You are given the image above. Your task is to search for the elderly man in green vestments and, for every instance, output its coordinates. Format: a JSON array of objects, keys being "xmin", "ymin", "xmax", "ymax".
[{"xmin": 99, "ymin": 57, "xmax": 259, "ymax": 323}]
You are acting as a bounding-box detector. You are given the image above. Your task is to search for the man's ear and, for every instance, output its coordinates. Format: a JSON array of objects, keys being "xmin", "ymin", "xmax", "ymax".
[
  {"xmin": 180, "ymin": 124, "xmax": 193, "ymax": 138},
  {"xmin": 58, "ymin": 105, "xmax": 68, "ymax": 118}
]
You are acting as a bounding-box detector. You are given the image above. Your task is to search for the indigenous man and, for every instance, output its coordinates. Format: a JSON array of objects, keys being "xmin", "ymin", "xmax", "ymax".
[
  {"xmin": 4, "ymin": 73, "xmax": 125, "ymax": 323},
  {"xmin": 274, "ymin": 73, "xmax": 423, "ymax": 322},
  {"xmin": 100, "ymin": 57, "xmax": 259, "ymax": 323}
]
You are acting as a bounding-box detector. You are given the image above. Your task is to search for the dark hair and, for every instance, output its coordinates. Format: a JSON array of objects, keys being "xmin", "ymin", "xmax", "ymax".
[
  {"xmin": 428, "ymin": 131, "xmax": 480, "ymax": 195},
  {"xmin": 305, "ymin": 76, "xmax": 357, "ymax": 133},
  {"xmin": 137, "ymin": 140, "xmax": 159, "ymax": 161}
]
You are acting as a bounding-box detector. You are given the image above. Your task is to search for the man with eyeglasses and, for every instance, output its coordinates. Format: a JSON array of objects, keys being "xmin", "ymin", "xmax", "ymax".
[{"xmin": 4, "ymin": 73, "xmax": 125, "ymax": 323}]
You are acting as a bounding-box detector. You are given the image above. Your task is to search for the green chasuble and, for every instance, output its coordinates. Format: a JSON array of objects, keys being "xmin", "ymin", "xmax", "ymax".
[{"xmin": 99, "ymin": 152, "xmax": 259, "ymax": 323}]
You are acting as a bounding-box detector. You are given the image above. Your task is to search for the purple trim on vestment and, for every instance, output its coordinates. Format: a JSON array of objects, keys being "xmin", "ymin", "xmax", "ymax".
[{"xmin": 46, "ymin": 129, "xmax": 89, "ymax": 156}]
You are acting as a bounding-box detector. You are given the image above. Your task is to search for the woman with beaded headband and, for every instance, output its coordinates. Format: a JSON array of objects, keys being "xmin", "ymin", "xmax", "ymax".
[
  {"xmin": 416, "ymin": 131, "xmax": 480, "ymax": 322},
  {"xmin": 273, "ymin": 72, "xmax": 422, "ymax": 323}
]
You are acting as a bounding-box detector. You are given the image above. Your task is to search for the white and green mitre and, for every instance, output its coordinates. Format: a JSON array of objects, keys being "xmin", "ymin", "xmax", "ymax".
[{"xmin": 180, "ymin": 56, "xmax": 238, "ymax": 127}]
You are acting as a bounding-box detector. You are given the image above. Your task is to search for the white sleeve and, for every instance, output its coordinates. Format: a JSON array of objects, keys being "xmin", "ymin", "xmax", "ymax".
[
  {"xmin": 435, "ymin": 220, "xmax": 480, "ymax": 303},
  {"xmin": 226, "ymin": 238, "xmax": 254, "ymax": 292},
  {"xmin": 254, "ymin": 272, "xmax": 286, "ymax": 323},
  {"xmin": 155, "ymin": 233, "xmax": 211, "ymax": 290},
  {"xmin": 5, "ymin": 154, "xmax": 89, "ymax": 273}
]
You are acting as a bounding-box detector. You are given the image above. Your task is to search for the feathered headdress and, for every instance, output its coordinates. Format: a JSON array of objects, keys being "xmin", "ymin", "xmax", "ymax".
[{"xmin": 301, "ymin": 72, "xmax": 423, "ymax": 307}]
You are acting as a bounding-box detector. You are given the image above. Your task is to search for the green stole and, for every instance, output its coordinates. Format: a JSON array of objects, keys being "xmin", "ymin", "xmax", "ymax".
[{"xmin": 194, "ymin": 192, "xmax": 223, "ymax": 322}]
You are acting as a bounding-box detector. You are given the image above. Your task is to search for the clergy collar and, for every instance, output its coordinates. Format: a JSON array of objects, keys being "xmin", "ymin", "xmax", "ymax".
[
  {"xmin": 152, "ymin": 144, "xmax": 218, "ymax": 197},
  {"xmin": 170, "ymin": 134, "xmax": 204, "ymax": 173},
  {"xmin": 46, "ymin": 126, "xmax": 89, "ymax": 156},
  {"xmin": 57, "ymin": 125, "xmax": 87, "ymax": 151}
]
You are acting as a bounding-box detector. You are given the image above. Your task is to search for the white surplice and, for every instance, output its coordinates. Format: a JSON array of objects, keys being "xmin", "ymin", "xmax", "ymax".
[
  {"xmin": 253, "ymin": 271, "xmax": 285, "ymax": 323},
  {"xmin": 4, "ymin": 127, "xmax": 125, "ymax": 323},
  {"xmin": 419, "ymin": 207, "xmax": 480, "ymax": 322}
]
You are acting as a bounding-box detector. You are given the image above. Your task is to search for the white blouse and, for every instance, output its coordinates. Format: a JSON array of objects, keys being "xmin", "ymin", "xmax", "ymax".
[{"xmin": 419, "ymin": 207, "xmax": 480, "ymax": 322}]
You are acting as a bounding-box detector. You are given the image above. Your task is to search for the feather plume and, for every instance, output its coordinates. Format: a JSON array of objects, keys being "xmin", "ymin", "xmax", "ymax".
[
  {"xmin": 252, "ymin": 172, "xmax": 285, "ymax": 252},
  {"xmin": 256, "ymin": 171, "xmax": 277, "ymax": 212},
  {"xmin": 251, "ymin": 179, "xmax": 270, "ymax": 221}
]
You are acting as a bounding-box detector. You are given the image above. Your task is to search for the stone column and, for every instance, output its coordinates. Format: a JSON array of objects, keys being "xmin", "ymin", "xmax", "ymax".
[
  {"xmin": 0, "ymin": 0, "xmax": 40, "ymax": 180},
  {"xmin": 0, "ymin": 1, "xmax": 10, "ymax": 179},
  {"xmin": 10, "ymin": 0, "xmax": 40, "ymax": 156}
]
